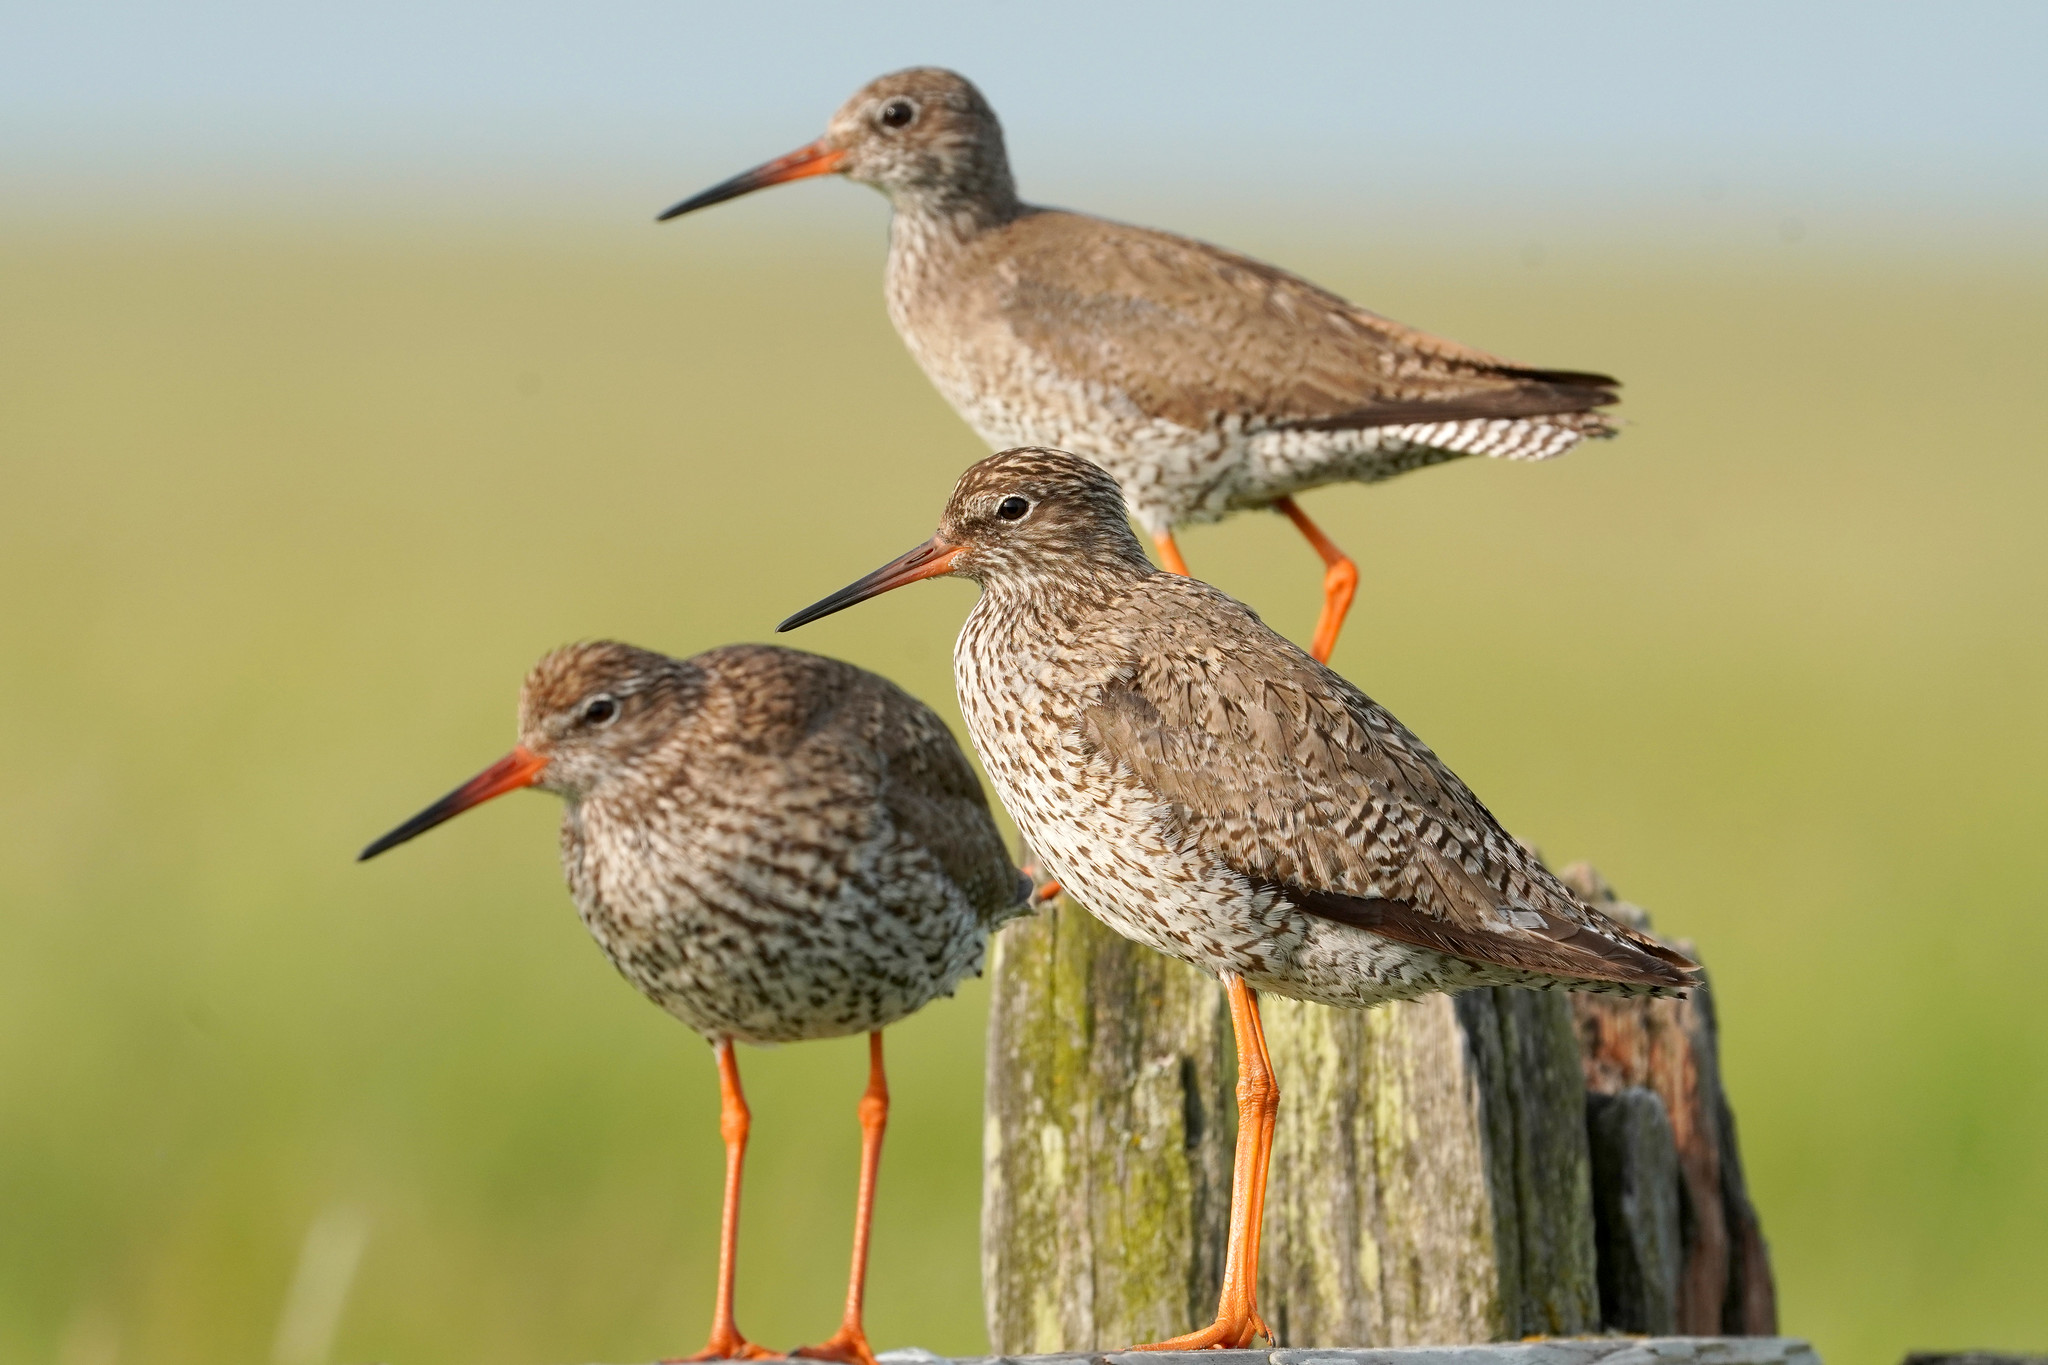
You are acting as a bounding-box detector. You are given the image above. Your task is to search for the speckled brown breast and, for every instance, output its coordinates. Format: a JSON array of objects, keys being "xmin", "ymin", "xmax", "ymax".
[
  {"xmin": 556, "ymin": 645, "xmax": 1030, "ymax": 1045},
  {"xmin": 930, "ymin": 451, "xmax": 1693, "ymax": 1009}
]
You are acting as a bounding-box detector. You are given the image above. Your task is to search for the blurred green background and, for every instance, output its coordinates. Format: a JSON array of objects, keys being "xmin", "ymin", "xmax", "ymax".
[
  {"xmin": 7, "ymin": 8, "xmax": 2048, "ymax": 1359},
  {"xmin": 3, "ymin": 216, "xmax": 2044, "ymax": 1365}
]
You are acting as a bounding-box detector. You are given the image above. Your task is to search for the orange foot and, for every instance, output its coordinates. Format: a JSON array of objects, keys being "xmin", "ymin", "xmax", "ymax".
[
  {"xmin": 1128, "ymin": 1307, "xmax": 1273, "ymax": 1351},
  {"xmin": 668, "ymin": 1332, "xmax": 783, "ymax": 1362},
  {"xmin": 791, "ymin": 1327, "xmax": 878, "ymax": 1365}
]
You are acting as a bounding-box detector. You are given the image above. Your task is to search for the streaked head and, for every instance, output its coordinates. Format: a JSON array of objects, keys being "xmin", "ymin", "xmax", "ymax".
[
  {"xmin": 357, "ymin": 642, "xmax": 699, "ymax": 861},
  {"xmin": 778, "ymin": 448, "xmax": 1150, "ymax": 632},
  {"xmin": 657, "ymin": 67, "xmax": 1017, "ymax": 222}
]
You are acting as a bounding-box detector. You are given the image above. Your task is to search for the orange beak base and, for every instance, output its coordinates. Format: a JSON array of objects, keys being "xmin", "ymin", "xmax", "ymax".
[
  {"xmin": 357, "ymin": 745, "xmax": 549, "ymax": 862},
  {"xmin": 657, "ymin": 139, "xmax": 849, "ymax": 221},
  {"xmin": 777, "ymin": 537, "xmax": 963, "ymax": 632}
]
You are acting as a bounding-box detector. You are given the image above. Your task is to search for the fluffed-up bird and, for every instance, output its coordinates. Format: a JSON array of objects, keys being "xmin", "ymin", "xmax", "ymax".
[{"xmin": 359, "ymin": 641, "xmax": 1034, "ymax": 1365}]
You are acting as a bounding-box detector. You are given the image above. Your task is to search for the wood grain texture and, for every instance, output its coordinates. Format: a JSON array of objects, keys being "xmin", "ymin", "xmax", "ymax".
[
  {"xmin": 983, "ymin": 907, "xmax": 1600, "ymax": 1350},
  {"xmin": 1255, "ymin": 991, "xmax": 1503, "ymax": 1344},
  {"xmin": 982, "ymin": 896, "xmax": 1235, "ymax": 1351},
  {"xmin": 1559, "ymin": 864, "xmax": 1778, "ymax": 1338},
  {"xmin": 1451, "ymin": 987, "xmax": 1601, "ymax": 1338},
  {"xmin": 1585, "ymin": 1087, "xmax": 1683, "ymax": 1333},
  {"xmin": 983, "ymin": 867, "xmax": 1774, "ymax": 1351}
]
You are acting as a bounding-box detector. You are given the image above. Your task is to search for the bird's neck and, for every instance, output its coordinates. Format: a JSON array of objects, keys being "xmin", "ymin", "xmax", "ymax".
[
  {"xmin": 888, "ymin": 183, "xmax": 1026, "ymax": 258},
  {"xmin": 967, "ymin": 556, "xmax": 1152, "ymax": 648}
]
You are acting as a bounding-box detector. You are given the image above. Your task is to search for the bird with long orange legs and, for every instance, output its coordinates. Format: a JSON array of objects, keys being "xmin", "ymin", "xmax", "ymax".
[
  {"xmin": 358, "ymin": 641, "xmax": 1034, "ymax": 1362},
  {"xmin": 780, "ymin": 449, "xmax": 1702, "ymax": 1352}
]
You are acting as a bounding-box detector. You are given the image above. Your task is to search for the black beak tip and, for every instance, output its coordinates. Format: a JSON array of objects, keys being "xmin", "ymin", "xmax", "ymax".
[
  {"xmin": 655, "ymin": 179, "xmax": 746, "ymax": 223},
  {"xmin": 776, "ymin": 591, "xmax": 857, "ymax": 633},
  {"xmin": 357, "ymin": 821, "xmax": 425, "ymax": 862}
]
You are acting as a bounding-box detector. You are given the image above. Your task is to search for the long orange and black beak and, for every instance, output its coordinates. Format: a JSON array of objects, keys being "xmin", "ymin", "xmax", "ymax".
[
  {"xmin": 657, "ymin": 139, "xmax": 848, "ymax": 221},
  {"xmin": 777, "ymin": 537, "xmax": 962, "ymax": 632},
  {"xmin": 357, "ymin": 745, "xmax": 549, "ymax": 862}
]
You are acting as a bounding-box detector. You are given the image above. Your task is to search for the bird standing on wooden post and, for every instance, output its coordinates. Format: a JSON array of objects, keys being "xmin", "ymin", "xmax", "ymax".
[
  {"xmin": 358, "ymin": 641, "xmax": 1034, "ymax": 1365},
  {"xmin": 661, "ymin": 67, "xmax": 1620, "ymax": 664},
  {"xmin": 779, "ymin": 449, "xmax": 1698, "ymax": 1350}
]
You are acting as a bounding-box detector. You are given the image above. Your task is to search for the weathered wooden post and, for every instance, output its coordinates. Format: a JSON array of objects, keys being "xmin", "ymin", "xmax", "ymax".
[
  {"xmin": 981, "ymin": 863, "xmax": 1774, "ymax": 1351},
  {"xmin": 1562, "ymin": 865, "xmax": 1777, "ymax": 1338}
]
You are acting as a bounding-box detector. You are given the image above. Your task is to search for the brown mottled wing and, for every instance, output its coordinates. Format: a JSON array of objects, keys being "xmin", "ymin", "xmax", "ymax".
[
  {"xmin": 863, "ymin": 674, "xmax": 1032, "ymax": 924},
  {"xmin": 990, "ymin": 210, "xmax": 1618, "ymax": 433},
  {"xmin": 1075, "ymin": 581, "xmax": 1693, "ymax": 989}
]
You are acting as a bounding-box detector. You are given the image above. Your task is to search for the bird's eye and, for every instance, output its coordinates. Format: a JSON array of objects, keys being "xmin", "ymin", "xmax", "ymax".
[
  {"xmin": 996, "ymin": 495, "xmax": 1031, "ymax": 521},
  {"xmin": 879, "ymin": 99, "xmax": 917, "ymax": 130},
  {"xmin": 581, "ymin": 695, "xmax": 619, "ymax": 726}
]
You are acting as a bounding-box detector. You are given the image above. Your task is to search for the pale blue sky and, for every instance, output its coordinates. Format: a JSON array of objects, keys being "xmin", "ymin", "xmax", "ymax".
[{"xmin": 7, "ymin": 1, "xmax": 2045, "ymax": 238}]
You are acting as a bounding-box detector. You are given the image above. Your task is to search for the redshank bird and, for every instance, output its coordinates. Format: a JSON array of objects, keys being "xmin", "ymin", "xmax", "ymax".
[
  {"xmin": 660, "ymin": 67, "xmax": 1618, "ymax": 664},
  {"xmin": 358, "ymin": 641, "xmax": 1034, "ymax": 1364},
  {"xmin": 779, "ymin": 449, "xmax": 1697, "ymax": 1350}
]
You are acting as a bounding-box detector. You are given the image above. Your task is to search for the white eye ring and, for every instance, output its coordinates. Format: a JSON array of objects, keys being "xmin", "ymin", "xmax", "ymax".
[
  {"xmin": 879, "ymin": 99, "xmax": 917, "ymax": 130},
  {"xmin": 581, "ymin": 694, "xmax": 620, "ymax": 726}
]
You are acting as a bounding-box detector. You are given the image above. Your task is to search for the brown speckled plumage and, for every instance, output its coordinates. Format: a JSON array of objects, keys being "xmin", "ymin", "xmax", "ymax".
[
  {"xmin": 360, "ymin": 640, "xmax": 1030, "ymax": 1362},
  {"xmin": 660, "ymin": 67, "xmax": 1618, "ymax": 538},
  {"xmin": 523, "ymin": 641, "xmax": 1030, "ymax": 1044},
  {"xmin": 784, "ymin": 450, "xmax": 1692, "ymax": 1009},
  {"xmin": 780, "ymin": 449, "xmax": 1693, "ymax": 1348}
]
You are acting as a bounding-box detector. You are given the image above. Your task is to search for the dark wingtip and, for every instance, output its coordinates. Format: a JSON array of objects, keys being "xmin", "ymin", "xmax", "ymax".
[{"xmin": 1641, "ymin": 937, "xmax": 1705, "ymax": 983}]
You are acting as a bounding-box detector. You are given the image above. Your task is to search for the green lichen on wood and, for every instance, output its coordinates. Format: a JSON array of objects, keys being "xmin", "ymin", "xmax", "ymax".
[
  {"xmin": 1259, "ymin": 993, "xmax": 1507, "ymax": 1344},
  {"xmin": 983, "ymin": 903, "xmax": 1602, "ymax": 1352},
  {"xmin": 981, "ymin": 899, "xmax": 1235, "ymax": 1351},
  {"xmin": 1455, "ymin": 988, "xmax": 1602, "ymax": 1336},
  {"xmin": 983, "ymin": 870, "xmax": 1775, "ymax": 1351}
]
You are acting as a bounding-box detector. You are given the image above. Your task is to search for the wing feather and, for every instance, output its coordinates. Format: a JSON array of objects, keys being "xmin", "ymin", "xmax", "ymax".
[
  {"xmin": 1073, "ymin": 582, "xmax": 1694, "ymax": 990},
  {"xmin": 991, "ymin": 211, "xmax": 1620, "ymax": 433}
]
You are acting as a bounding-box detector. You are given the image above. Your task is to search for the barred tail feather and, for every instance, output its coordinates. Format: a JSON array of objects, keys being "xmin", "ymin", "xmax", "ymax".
[{"xmin": 1391, "ymin": 411, "xmax": 1616, "ymax": 463}]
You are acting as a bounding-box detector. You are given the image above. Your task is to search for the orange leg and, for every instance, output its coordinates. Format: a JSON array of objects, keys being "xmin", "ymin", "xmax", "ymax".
[
  {"xmin": 1273, "ymin": 496, "xmax": 1358, "ymax": 664},
  {"xmin": 792, "ymin": 1032, "xmax": 889, "ymax": 1365},
  {"xmin": 1129, "ymin": 973, "xmax": 1279, "ymax": 1350},
  {"xmin": 1236, "ymin": 986, "xmax": 1278, "ymax": 1347},
  {"xmin": 672, "ymin": 1041, "xmax": 780, "ymax": 1362},
  {"xmin": 1153, "ymin": 530, "xmax": 1192, "ymax": 577}
]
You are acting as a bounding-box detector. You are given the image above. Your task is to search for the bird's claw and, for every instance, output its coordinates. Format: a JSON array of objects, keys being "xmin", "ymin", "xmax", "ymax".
[
  {"xmin": 1124, "ymin": 1305, "xmax": 1271, "ymax": 1351},
  {"xmin": 667, "ymin": 1334, "xmax": 784, "ymax": 1362},
  {"xmin": 790, "ymin": 1328, "xmax": 878, "ymax": 1365}
]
